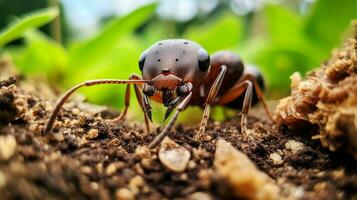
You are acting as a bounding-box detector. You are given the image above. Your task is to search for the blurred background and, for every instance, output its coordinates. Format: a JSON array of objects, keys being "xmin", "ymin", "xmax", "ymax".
[{"xmin": 0, "ymin": 0, "xmax": 356, "ymax": 122}]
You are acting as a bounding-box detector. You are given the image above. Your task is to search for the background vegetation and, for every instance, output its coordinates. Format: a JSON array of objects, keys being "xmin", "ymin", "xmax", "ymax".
[{"xmin": 0, "ymin": 0, "xmax": 356, "ymax": 122}]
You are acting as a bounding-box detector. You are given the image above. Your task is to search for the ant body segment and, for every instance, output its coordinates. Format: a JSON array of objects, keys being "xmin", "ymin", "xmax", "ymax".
[{"xmin": 45, "ymin": 39, "xmax": 273, "ymax": 148}]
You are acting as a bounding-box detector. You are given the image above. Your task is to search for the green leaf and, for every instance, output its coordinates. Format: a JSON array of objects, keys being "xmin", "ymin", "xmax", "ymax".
[
  {"xmin": 251, "ymin": 47, "xmax": 317, "ymax": 95},
  {"xmin": 73, "ymin": 36, "xmax": 143, "ymax": 108},
  {"xmin": 67, "ymin": 3, "xmax": 156, "ymax": 72},
  {"xmin": 11, "ymin": 30, "xmax": 67, "ymax": 78},
  {"xmin": 0, "ymin": 7, "xmax": 58, "ymax": 47},
  {"xmin": 264, "ymin": 4, "xmax": 303, "ymax": 46},
  {"xmin": 185, "ymin": 13, "xmax": 244, "ymax": 53},
  {"xmin": 304, "ymin": 0, "xmax": 357, "ymax": 49}
]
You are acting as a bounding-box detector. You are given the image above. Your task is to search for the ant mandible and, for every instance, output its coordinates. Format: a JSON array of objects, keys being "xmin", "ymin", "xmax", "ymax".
[{"xmin": 44, "ymin": 39, "xmax": 273, "ymax": 148}]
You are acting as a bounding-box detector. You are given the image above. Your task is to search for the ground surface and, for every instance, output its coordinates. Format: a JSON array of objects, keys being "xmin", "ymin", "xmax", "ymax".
[
  {"xmin": 0, "ymin": 72, "xmax": 356, "ymax": 200},
  {"xmin": 1, "ymin": 31, "xmax": 357, "ymax": 199}
]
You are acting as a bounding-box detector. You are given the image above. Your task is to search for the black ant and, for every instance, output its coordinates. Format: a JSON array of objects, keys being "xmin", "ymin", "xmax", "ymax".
[{"xmin": 45, "ymin": 39, "xmax": 273, "ymax": 148}]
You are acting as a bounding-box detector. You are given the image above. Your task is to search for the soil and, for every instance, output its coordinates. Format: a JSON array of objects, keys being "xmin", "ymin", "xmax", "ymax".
[
  {"xmin": 0, "ymin": 35, "xmax": 357, "ymax": 200},
  {"xmin": 0, "ymin": 75, "xmax": 356, "ymax": 200}
]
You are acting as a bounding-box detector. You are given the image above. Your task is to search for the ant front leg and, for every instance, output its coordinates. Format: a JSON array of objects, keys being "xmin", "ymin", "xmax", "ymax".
[
  {"xmin": 148, "ymin": 92, "xmax": 192, "ymax": 149},
  {"xmin": 195, "ymin": 65, "xmax": 227, "ymax": 141},
  {"xmin": 113, "ymin": 73, "xmax": 151, "ymax": 133},
  {"xmin": 44, "ymin": 79, "xmax": 148, "ymax": 134}
]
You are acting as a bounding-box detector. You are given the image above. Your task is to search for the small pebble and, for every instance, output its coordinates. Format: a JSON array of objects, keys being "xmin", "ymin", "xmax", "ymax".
[
  {"xmin": 48, "ymin": 132, "xmax": 64, "ymax": 142},
  {"xmin": 106, "ymin": 163, "xmax": 117, "ymax": 175},
  {"xmin": 90, "ymin": 182, "xmax": 99, "ymax": 190},
  {"xmin": 188, "ymin": 160, "xmax": 196, "ymax": 169},
  {"xmin": 214, "ymin": 139, "xmax": 280, "ymax": 200},
  {"xmin": 189, "ymin": 192, "xmax": 213, "ymax": 200},
  {"xmin": 87, "ymin": 129, "xmax": 99, "ymax": 139},
  {"xmin": 80, "ymin": 166, "xmax": 92, "ymax": 174},
  {"xmin": 129, "ymin": 175, "xmax": 144, "ymax": 188},
  {"xmin": 285, "ymin": 140, "xmax": 304, "ymax": 153},
  {"xmin": 115, "ymin": 188, "xmax": 135, "ymax": 200},
  {"xmin": 159, "ymin": 138, "xmax": 191, "ymax": 173},
  {"xmin": 179, "ymin": 173, "xmax": 188, "ymax": 181},
  {"xmin": 96, "ymin": 163, "xmax": 103, "ymax": 174},
  {"xmin": 135, "ymin": 146, "xmax": 151, "ymax": 159},
  {"xmin": 0, "ymin": 135, "xmax": 17, "ymax": 161},
  {"xmin": 79, "ymin": 137, "xmax": 88, "ymax": 146},
  {"xmin": 140, "ymin": 158, "xmax": 153, "ymax": 169},
  {"xmin": 269, "ymin": 153, "xmax": 283, "ymax": 165},
  {"xmin": 129, "ymin": 175, "xmax": 144, "ymax": 195}
]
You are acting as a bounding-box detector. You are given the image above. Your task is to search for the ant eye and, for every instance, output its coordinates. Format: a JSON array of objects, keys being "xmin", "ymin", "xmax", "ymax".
[
  {"xmin": 198, "ymin": 48, "xmax": 210, "ymax": 71},
  {"xmin": 138, "ymin": 50, "xmax": 148, "ymax": 71}
]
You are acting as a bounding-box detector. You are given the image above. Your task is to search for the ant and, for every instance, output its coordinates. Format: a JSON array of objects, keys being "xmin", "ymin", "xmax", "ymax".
[{"xmin": 45, "ymin": 39, "xmax": 273, "ymax": 148}]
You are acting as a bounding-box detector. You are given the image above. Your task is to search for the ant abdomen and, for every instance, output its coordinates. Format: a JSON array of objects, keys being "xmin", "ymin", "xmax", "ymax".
[{"xmin": 204, "ymin": 51, "xmax": 244, "ymax": 98}]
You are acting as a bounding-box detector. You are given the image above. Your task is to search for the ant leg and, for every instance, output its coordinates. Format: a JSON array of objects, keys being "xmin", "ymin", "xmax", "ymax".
[
  {"xmin": 240, "ymin": 81, "xmax": 253, "ymax": 133},
  {"xmin": 251, "ymin": 80, "xmax": 274, "ymax": 122},
  {"xmin": 216, "ymin": 80, "xmax": 253, "ymax": 133},
  {"xmin": 195, "ymin": 65, "xmax": 227, "ymax": 141},
  {"xmin": 114, "ymin": 74, "xmax": 150, "ymax": 133},
  {"xmin": 148, "ymin": 92, "xmax": 192, "ymax": 149},
  {"xmin": 218, "ymin": 75, "xmax": 273, "ymax": 123},
  {"xmin": 44, "ymin": 79, "xmax": 148, "ymax": 134}
]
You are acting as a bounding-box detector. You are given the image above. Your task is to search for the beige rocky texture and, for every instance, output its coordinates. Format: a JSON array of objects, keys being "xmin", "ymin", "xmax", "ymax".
[
  {"xmin": 275, "ymin": 28, "xmax": 357, "ymax": 159},
  {"xmin": 0, "ymin": 135, "xmax": 17, "ymax": 161},
  {"xmin": 158, "ymin": 137, "xmax": 191, "ymax": 173},
  {"xmin": 214, "ymin": 139, "xmax": 280, "ymax": 200}
]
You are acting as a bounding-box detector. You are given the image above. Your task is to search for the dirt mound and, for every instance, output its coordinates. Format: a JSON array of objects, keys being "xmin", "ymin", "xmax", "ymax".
[{"xmin": 275, "ymin": 26, "xmax": 357, "ymax": 159}]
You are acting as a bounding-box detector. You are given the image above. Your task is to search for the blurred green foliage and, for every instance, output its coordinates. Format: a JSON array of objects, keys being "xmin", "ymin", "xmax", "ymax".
[
  {"xmin": 0, "ymin": 7, "xmax": 58, "ymax": 47},
  {"xmin": 0, "ymin": 0, "xmax": 356, "ymax": 122}
]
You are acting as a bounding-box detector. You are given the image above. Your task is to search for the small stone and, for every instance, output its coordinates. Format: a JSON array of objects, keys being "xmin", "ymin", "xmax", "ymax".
[
  {"xmin": 106, "ymin": 163, "xmax": 117, "ymax": 175},
  {"xmin": 140, "ymin": 158, "xmax": 153, "ymax": 169},
  {"xmin": 115, "ymin": 188, "xmax": 135, "ymax": 200},
  {"xmin": 72, "ymin": 108, "xmax": 80, "ymax": 115},
  {"xmin": 179, "ymin": 173, "xmax": 188, "ymax": 181},
  {"xmin": 96, "ymin": 163, "xmax": 103, "ymax": 174},
  {"xmin": 135, "ymin": 146, "xmax": 151, "ymax": 159},
  {"xmin": 80, "ymin": 166, "xmax": 92, "ymax": 174},
  {"xmin": 158, "ymin": 137, "xmax": 191, "ymax": 173},
  {"xmin": 70, "ymin": 119, "xmax": 80, "ymax": 126},
  {"xmin": 87, "ymin": 129, "xmax": 99, "ymax": 139},
  {"xmin": 269, "ymin": 153, "xmax": 283, "ymax": 165},
  {"xmin": 129, "ymin": 175, "xmax": 144, "ymax": 189},
  {"xmin": 214, "ymin": 139, "xmax": 280, "ymax": 200},
  {"xmin": 189, "ymin": 192, "xmax": 213, "ymax": 200},
  {"xmin": 134, "ymin": 163, "xmax": 144, "ymax": 175},
  {"xmin": 285, "ymin": 140, "xmax": 304, "ymax": 153},
  {"xmin": 79, "ymin": 137, "xmax": 88, "ymax": 146},
  {"xmin": 129, "ymin": 175, "xmax": 145, "ymax": 195},
  {"xmin": 48, "ymin": 132, "xmax": 64, "ymax": 142},
  {"xmin": 46, "ymin": 151, "xmax": 61, "ymax": 161},
  {"xmin": 0, "ymin": 135, "xmax": 17, "ymax": 161},
  {"xmin": 188, "ymin": 160, "xmax": 196, "ymax": 169},
  {"xmin": 90, "ymin": 182, "xmax": 99, "ymax": 190}
]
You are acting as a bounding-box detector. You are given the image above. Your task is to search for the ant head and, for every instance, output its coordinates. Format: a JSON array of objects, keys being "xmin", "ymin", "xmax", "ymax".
[{"xmin": 138, "ymin": 39, "xmax": 210, "ymax": 88}]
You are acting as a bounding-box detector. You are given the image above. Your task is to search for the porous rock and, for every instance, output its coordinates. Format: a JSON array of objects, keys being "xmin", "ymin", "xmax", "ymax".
[{"xmin": 275, "ymin": 28, "xmax": 357, "ymax": 159}]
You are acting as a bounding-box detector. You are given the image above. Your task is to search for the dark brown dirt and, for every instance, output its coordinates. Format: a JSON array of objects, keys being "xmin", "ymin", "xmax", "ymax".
[{"xmin": 0, "ymin": 74, "xmax": 356, "ymax": 200}]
